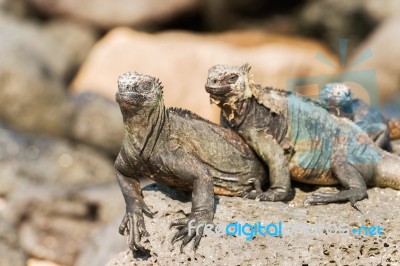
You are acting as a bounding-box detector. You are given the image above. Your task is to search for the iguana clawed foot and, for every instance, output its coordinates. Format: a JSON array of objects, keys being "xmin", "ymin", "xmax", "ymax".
[
  {"xmin": 243, "ymin": 188, "xmax": 289, "ymax": 201},
  {"xmin": 170, "ymin": 210, "xmax": 213, "ymax": 252},
  {"xmin": 119, "ymin": 200, "xmax": 154, "ymax": 252},
  {"xmin": 303, "ymin": 188, "xmax": 367, "ymax": 211},
  {"xmin": 242, "ymin": 178, "xmax": 289, "ymax": 201}
]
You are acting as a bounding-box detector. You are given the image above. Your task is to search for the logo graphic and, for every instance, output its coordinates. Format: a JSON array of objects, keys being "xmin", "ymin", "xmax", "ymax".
[{"xmin": 286, "ymin": 39, "xmax": 382, "ymax": 169}]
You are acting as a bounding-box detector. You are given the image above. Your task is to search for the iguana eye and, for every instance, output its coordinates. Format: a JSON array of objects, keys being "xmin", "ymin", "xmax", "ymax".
[
  {"xmin": 141, "ymin": 80, "xmax": 153, "ymax": 91},
  {"xmin": 226, "ymin": 74, "xmax": 238, "ymax": 83}
]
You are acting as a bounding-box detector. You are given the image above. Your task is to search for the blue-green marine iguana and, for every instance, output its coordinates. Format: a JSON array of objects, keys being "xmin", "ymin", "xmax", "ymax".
[
  {"xmin": 319, "ymin": 82, "xmax": 392, "ymax": 152},
  {"xmin": 114, "ymin": 72, "xmax": 271, "ymax": 252},
  {"xmin": 205, "ymin": 64, "xmax": 400, "ymax": 207}
]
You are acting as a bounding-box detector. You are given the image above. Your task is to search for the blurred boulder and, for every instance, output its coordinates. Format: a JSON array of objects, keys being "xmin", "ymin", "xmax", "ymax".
[
  {"xmin": 389, "ymin": 119, "xmax": 400, "ymax": 140},
  {"xmin": 364, "ymin": 0, "xmax": 400, "ymax": 21},
  {"xmin": 0, "ymin": 13, "xmax": 96, "ymax": 83},
  {"xmin": 70, "ymin": 92, "xmax": 123, "ymax": 155},
  {"xmin": 0, "ymin": 0, "xmax": 32, "ymax": 18},
  {"xmin": 75, "ymin": 216, "xmax": 126, "ymax": 266},
  {"xmin": 0, "ymin": 13, "xmax": 123, "ymax": 154},
  {"xmin": 298, "ymin": 0, "xmax": 378, "ymax": 50},
  {"xmin": 346, "ymin": 17, "xmax": 400, "ymax": 104},
  {"xmin": 0, "ymin": 123, "xmax": 124, "ymax": 265},
  {"xmin": 39, "ymin": 20, "xmax": 98, "ymax": 81},
  {"xmin": 0, "ymin": 124, "xmax": 115, "ymax": 196},
  {"xmin": 392, "ymin": 139, "xmax": 400, "ymax": 155},
  {"xmin": 11, "ymin": 184, "xmax": 123, "ymax": 266},
  {"xmin": 202, "ymin": 0, "xmax": 302, "ymax": 34},
  {"xmin": 27, "ymin": 0, "xmax": 200, "ymax": 28},
  {"xmin": 71, "ymin": 28, "xmax": 340, "ymax": 122},
  {"xmin": 0, "ymin": 216, "xmax": 26, "ymax": 266},
  {"xmin": 0, "ymin": 14, "xmax": 74, "ymax": 136},
  {"xmin": 300, "ymin": 0, "xmax": 400, "ymax": 51}
]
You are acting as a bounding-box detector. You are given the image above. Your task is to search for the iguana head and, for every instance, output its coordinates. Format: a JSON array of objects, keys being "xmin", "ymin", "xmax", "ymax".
[
  {"xmin": 115, "ymin": 72, "xmax": 163, "ymax": 113},
  {"xmin": 319, "ymin": 82, "xmax": 352, "ymax": 109},
  {"xmin": 205, "ymin": 64, "xmax": 253, "ymax": 106}
]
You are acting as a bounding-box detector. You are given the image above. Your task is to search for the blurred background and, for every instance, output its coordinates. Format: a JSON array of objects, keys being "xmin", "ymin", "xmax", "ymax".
[{"xmin": 0, "ymin": 0, "xmax": 400, "ymax": 265}]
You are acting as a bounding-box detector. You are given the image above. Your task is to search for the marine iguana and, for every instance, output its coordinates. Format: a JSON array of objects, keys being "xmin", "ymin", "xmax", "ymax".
[
  {"xmin": 205, "ymin": 64, "xmax": 400, "ymax": 207},
  {"xmin": 319, "ymin": 82, "xmax": 392, "ymax": 151},
  {"xmin": 114, "ymin": 72, "xmax": 267, "ymax": 252}
]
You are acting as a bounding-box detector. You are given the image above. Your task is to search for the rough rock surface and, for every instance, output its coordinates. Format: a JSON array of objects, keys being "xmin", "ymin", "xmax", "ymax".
[
  {"xmin": 107, "ymin": 184, "xmax": 400, "ymax": 265},
  {"xmin": 71, "ymin": 28, "xmax": 339, "ymax": 122},
  {"xmin": 28, "ymin": 0, "xmax": 200, "ymax": 28}
]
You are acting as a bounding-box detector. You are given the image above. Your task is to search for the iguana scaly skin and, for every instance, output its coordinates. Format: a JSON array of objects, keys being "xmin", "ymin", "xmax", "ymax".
[
  {"xmin": 205, "ymin": 64, "xmax": 400, "ymax": 207},
  {"xmin": 320, "ymin": 82, "xmax": 392, "ymax": 151},
  {"xmin": 114, "ymin": 72, "xmax": 266, "ymax": 252}
]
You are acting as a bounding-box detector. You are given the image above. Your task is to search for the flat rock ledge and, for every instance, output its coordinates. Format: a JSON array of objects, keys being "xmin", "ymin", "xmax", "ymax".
[{"xmin": 107, "ymin": 184, "xmax": 400, "ymax": 265}]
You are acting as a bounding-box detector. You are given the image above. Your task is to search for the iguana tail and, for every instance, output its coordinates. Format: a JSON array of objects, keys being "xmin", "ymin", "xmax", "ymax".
[
  {"xmin": 375, "ymin": 151, "xmax": 400, "ymax": 189},
  {"xmin": 389, "ymin": 119, "xmax": 400, "ymax": 140}
]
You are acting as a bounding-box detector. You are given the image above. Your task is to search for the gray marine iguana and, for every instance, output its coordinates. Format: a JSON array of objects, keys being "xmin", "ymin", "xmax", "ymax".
[
  {"xmin": 205, "ymin": 64, "xmax": 400, "ymax": 207},
  {"xmin": 114, "ymin": 72, "xmax": 268, "ymax": 252},
  {"xmin": 319, "ymin": 82, "xmax": 392, "ymax": 151}
]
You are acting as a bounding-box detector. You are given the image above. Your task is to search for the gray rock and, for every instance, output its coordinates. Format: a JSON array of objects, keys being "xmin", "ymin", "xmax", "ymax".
[
  {"xmin": 0, "ymin": 13, "xmax": 96, "ymax": 84},
  {"xmin": 107, "ymin": 184, "xmax": 400, "ymax": 265},
  {"xmin": 0, "ymin": 13, "xmax": 123, "ymax": 155},
  {"xmin": 75, "ymin": 215, "xmax": 127, "ymax": 266},
  {"xmin": 39, "ymin": 19, "xmax": 97, "ymax": 81},
  {"xmin": 0, "ymin": 123, "xmax": 126, "ymax": 265},
  {"xmin": 0, "ymin": 124, "xmax": 115, "ymax": 195},
  {"xmin": 0, "ymin": 216, "xmax": 26, "ymax": 266},
  {"xmin": 6, "ymin": 182, "xmax": 125, "ymax": 266},
  {"xmin": 391, "ymin": 139, "xmax": 400, "ymax": 156},
  {"xmin": 70, "ymin": 92, "xmax": 123, "ymax": 155}
]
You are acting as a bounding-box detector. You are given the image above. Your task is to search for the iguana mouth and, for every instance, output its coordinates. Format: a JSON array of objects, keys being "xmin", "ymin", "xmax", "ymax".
[
  {"xmin": 115, "ymin": 91, "xmax": 149, "ymax": 107},
  {"xmin": 205, "ymin": 84, "xmax": 231, "ymax": 98}
]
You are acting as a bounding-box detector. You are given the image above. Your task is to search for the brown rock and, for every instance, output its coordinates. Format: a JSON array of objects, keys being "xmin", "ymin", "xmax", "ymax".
[
  {"xmin": 71, "ymin": 28, "xmax": 340, "ymax": 122},
  {"xmin": 28, "ymin": 0, "xmax": 200, "ymax": 28},
  {"xmin": 389, "ymin": 119, "xmax": 400, "ymax": 140}
]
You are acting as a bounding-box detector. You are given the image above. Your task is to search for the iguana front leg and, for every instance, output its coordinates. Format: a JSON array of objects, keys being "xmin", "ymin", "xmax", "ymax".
[
  {"xmin": 115, "ymin": 170, "xmax": 154, "ymax": 252},
  {"xmin": 167, "ymin": 152, "xmax": 214, "ymax": 252},
  {"xmin": 240, "ymin": 128, "xmax": 291, "ymax": 201},
  {"xmin": 304, "ymin": 154, "xmax": 368, "ymax": 208}
]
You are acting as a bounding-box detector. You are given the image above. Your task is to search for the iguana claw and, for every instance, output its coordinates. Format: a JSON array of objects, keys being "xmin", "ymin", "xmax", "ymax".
[
  {"xmin": 119, "ymin": 201, "xmax": 154, "ymax": 252},
  {"xmin": 242, "ymin": 188, "xmax": 289, "ymax": 201},
  {"xmin": 303, "ymin": 188, "xmax": 367, "ymax": 209},
  {"xmin": 170, "ymin": 212, "xmax": 212, "ymax": 252}
]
